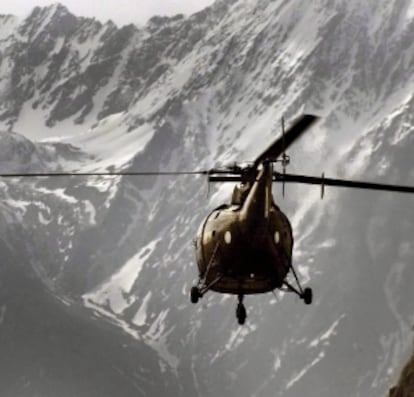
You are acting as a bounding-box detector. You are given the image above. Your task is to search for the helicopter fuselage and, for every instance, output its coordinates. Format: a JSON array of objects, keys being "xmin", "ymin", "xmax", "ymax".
[
  {"xmin": 190, "ymin": 113, "xmax": 414, "ymax": 324},
  {"xmin": 195, "ymin": 163, "xmax": 293, "ymax": 295},
  {"xmin": 195, "ymin": 202, "xmax": 293, "ymax": 294}
]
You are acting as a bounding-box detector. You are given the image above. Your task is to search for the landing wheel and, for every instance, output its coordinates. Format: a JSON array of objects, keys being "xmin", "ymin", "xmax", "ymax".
[
  {"xmin": 236, "ymin": 303, "xmax": 246, "ymax": 325},
  {"xmin": 236, "ymin": 294, "xmax": 247, "ymax": 325},
  {"xmin": 190, "ymin": 286, "xmax": 201, "ymax": 304},
  {"xmin": 302, "ymin": 287, "xmax": 313, "ymax": 305}
]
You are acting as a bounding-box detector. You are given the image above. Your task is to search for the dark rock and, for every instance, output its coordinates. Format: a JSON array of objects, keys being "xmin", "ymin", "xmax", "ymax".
[{"xmin": 389, "ymin": 350, "xmax": 414, "ymax": 397}]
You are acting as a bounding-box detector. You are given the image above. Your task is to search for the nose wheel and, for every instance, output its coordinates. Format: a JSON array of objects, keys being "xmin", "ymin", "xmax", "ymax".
[{"xmin": 236, "ymin": 295, "xmax": 246, "ymax": 325}]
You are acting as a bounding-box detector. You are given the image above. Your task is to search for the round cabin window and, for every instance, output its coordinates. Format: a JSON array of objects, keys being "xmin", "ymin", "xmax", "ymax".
[{"xmin": 274, "ymin": 231, "xmax": 280, "ymax": 244}]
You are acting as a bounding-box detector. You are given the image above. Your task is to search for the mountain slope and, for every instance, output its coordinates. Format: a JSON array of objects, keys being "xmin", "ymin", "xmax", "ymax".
[{"xmin": 0, "ymin": 236, "xmax": 180, "ymax": 397}]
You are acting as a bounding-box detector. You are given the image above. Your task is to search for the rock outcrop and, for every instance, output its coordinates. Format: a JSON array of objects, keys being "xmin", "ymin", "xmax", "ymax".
[{"xmin": 389, "ymin": 348, "xmax": 414, "ymax": 397}]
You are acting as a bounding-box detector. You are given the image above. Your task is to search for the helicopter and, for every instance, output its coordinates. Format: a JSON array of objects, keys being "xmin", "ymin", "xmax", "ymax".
[
  {"xmin": 2, "ymin": 114, "xmax": 414, "ymax": 325},
  {"xmin": 188, "ymin": 114, "xmax": 414, "ymax": 324}
]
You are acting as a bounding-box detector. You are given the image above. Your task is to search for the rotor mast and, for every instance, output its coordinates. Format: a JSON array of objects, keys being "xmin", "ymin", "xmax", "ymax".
[{"xmin": 239, "ymin": 162, "xmax": 273, "ymax": 231}]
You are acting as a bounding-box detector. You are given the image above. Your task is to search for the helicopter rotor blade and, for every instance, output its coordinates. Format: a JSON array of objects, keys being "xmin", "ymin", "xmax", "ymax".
[
  {"xmin": 208, "ymin": 175, "xmax": 243, "ymax": 182},
  {"xmin": 0, "ymin": 170, "xmax": 209, "ymax": 178},
  {"xmin": 274, "ymin": 172, "xmax": 414, "ymax": 194},
  {"xmin": 253, "ymin": 114, "xmax": 320, "ymax": 169}
]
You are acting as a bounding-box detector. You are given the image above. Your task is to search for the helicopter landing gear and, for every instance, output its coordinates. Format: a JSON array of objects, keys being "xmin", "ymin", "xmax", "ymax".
[
  {"xmin": 302, "ymin": 287, "xmax": 313, "ymax": 305},
  {"xmin": 282, "ymin": 280, "xmax": 313, "ymax": 304},
  {"xmin": 190, "ymin": 286, "xmax": 201, "ymax": 304},
  {"xmin": 190, "ymin": 242, "xmax": 223, "ymax": 304},
  {"xmin": 236, "ymin": 294, "xmax": 247, "ymax": 325},
  {"xmin": 190, "ymin": 275, "xmax": 224, "ymax": 304},
  {"xmin": 281, "ymin": 262, "xmax": 314, "ymax": 305}
]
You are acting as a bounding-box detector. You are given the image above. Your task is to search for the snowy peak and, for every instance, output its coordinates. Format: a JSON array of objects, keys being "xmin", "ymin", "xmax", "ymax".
[
  {"xmin": 19, "ymin": 3, "xmax": 78, "ymax": 39},
  {"xmin": 0, "ymin": 14, "xmax": 19, "ymax": 40},
  {"xmin": 1, "ymin": 0, "xmax": 414, "ymax": 143},
  {"xmin": 0, "ymin": 130, "xmax": 87, "ymax": 173}
]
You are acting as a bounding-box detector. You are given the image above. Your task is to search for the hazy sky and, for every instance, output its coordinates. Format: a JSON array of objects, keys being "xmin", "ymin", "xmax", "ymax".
[{"xmin": 0, "ymin": 0, "xmax": 216, "ymax": 26}]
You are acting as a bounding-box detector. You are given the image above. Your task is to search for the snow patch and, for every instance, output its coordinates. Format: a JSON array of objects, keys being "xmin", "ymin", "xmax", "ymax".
[
  {"xmin": 132, "ymin": 291, "xmax": 152, "ymax": 327},
  {"xmin": 308, "ymin": 314, "xmax": 346, "ymax": 348},
  {"xmin": 83, "ymin": 239, "xmax": 160, "ymax": 314},
  {"xmin": 38, "ymin": 211, "xmax": 52, "ymax": 225},
  {"xmin": 286, "ymin": 351, "xmax": 325, "ymax": 390},
  {"xmin": 406, "ymin": 2, "xmax": 414, "ymax": 20},
  {"xmin": 35, "ymin": 187, "xmax": 78, "ymax": 204},
  {"xmin": 71, "ymin": 116, "xmax": 156, "ymax": 170},
  {"xmin": 347, "ymin": 137, "xmax": 375, "ymax": 176},
  {"xmin": 225, "ymin": 323, "xmax": 257, "ymax": 351},
  {"xmin": 83, "ymin": 200, "xmax": 96, "ymax": 225},
  {"xmin": 390, "ymin": 121, "xmax": 413, "ymax": 146},
  {"xmin": 0, "ymin": 15, "xmax": 19, "ymax": 40},
  {"xmin": 317, "ymin": 238, "xmax": 336, "ymax": 249}
]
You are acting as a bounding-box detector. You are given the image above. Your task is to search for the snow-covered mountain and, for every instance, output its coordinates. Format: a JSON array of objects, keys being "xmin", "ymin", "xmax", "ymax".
[{"xmin": 0, "ymin": 1, "xmax": 413, "ymax": 396}]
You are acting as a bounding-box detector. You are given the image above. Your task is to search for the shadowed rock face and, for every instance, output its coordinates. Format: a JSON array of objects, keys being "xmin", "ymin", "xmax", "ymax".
[
  {"xmin": 389, "ymin": 350, "xmax": 414, "ymax": 397},
  {"xmin": 0, "ymin": 235, "xmax": 180, "ymax": 397}
]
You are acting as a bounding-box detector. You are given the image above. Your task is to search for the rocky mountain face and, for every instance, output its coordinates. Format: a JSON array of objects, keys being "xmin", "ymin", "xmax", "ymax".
[
  {"xmin": 389, "ymin": 349, "xmax": 414, "ymax": 396},
  {"xmin": 0, "ymin": 1, "xmax": 413, "ymax": 396}
]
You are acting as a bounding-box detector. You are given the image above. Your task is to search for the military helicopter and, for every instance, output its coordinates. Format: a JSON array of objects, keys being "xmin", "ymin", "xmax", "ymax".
[
  {"xmin": 188, "ymin": 114, "xmax": 414, "ymax": 324},
  {"xmin": 3, "ymin": 114, "xmax": 414, "ymax": 325}
]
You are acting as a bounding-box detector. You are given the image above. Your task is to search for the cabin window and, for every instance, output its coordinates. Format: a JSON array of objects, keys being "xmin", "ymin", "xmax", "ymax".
[
  {"xmin": 224, "ymin": 231, "xmax": 232, "ymax": 244},
  {"xmin": 274, "ymin": 231, "xmax": 280, "ymax": 244}
]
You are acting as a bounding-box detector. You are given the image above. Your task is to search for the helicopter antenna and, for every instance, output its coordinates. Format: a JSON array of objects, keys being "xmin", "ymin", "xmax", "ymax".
[
  {"xmin": 206, "ymin": 174, "xmax": 211, "ymax": 197},
  {"xmin": 281, "ymin": 117, "xmax": 290, "ymax": 197}
]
